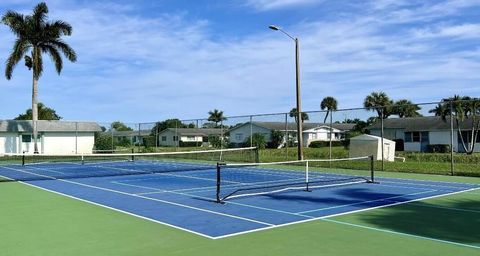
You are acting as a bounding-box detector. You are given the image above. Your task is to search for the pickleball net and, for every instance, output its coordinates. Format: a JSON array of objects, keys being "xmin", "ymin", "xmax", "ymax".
[
  {"xmin": 215, "ymin": 156, "xmax": 374, "ymax": 202},
  {"xmin": 0, "ymin": 147, "xmax": 258, "ymax": 182}
]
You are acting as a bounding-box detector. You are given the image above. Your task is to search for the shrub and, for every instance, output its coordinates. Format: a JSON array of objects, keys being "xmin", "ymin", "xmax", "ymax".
[
  {"xmin": 116, "ymin": 137, "xmax": 132, "ymax": 147},
  {"xmin": 427, "ymin": 144, "xmax": 451, "ymax": 153},
  {"xmin": 94, "ymin": 132, "xmax": 114, "ymax": 151},
  {"xmin": 308, "ymin": 141, "xmax": 344, "ymax": 148},
  {"xmin": 208, "ymin": 135, "xmax": 226, "ymax": 148},
  {"xmin": 268, "ymin": 130, "xmax": 284, "ymax": 149},
  {"xmin": 142, "ymin": 136, "xmax": 156, "ymax": 148},
  {"xmin": 244, "ymin": 133, "xmax": 267, "ymax": 149},
  {"xmin": 179, "ymin": 141, "xmax": 201, "ymax": 147}
]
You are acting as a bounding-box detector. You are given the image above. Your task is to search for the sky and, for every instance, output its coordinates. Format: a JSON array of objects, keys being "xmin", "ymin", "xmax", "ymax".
[{"xmin": 0, "ymin": 0, "xmax": 479, "ymax": 124}]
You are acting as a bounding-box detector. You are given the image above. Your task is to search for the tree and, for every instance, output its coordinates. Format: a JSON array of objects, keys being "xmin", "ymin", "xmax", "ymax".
[
  {"xmin": 208, "ymin": 109, "xmax": 227, "ymax": 127},
  {"xmin": 150, "ymin": 119, "xmax": 191, "ymax": 135},
  {"xmin": 391, "ymin": 99, "xmax": 422, "ymax": 118},
  {"xmin": 320, "ymin": 96, "xmax": 338, "ymax": 123},
  {"xmin": 289, "ymin": 108, "xmax": 309, "ymax": 123},
  {"xmin": 244, "ymin": 133, "xmax": 267, "ymax": 149},
  {"xmin": 14, "ymin": 102, "xmax": 62, "ymax": 120},
  {"xmin": 429, "ymin": 95, "xmax": 480, "ymax": 154},
  {"xmin": 111, "ymin": 121, "xmax": 133, "ymax": 131},
  {"xmin": 363, "ymin": 92, "xmax": 393, "ymax": 119},
  {"xmin": 2, "ymin": 2, "xmax": 77, "ymax": 153}
]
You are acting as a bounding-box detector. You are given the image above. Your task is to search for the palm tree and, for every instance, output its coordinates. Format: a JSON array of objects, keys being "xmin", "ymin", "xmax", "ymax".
[
  {"xmin": 2, "ymin": 2, "xmax": 77, "ymax": 153},
  {"xmin": 430, "ymin": 95, "xmax": 480, "ymax": 154},
  {"xmin": 289, "ymin": 108, "xmax": 309, "ymax": 123},
  {"xmin": 392, "ymin": 99, "xmax": 422, "ymax": 118},
  {"xmin": 363, "ymin": 92, "xmax": 393, "ymax": 119},
  {"xmin": 320, "ymin": 96, "xmax": 338, "ymax": 123},
  {"xmin": 208, "ymin": 109, "xmax": 227, "ymax": 127}
]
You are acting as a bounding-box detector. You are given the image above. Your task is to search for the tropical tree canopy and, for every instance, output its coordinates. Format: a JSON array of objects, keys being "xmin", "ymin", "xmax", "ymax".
[
  {"xmin": 14, "ymin": 102, "xmax": 62, "ymax": 120},
  {"xmin": 208, "ymin": 109, "xmax": 227, "ymax": 127},
  {"xmin": 150, "ymin": 119, "xmax": 194, "ymax": 134},
  {"xmin": 289, "ymin": 108, "xmax": 309, "ymax": 123},
  {"xmin": 111, "ymin": 121, "xmax": 133, "ymax": 131},
  {"xmin": 429, "ymin": 95, "xmax": 480, "ymax": 154},
  {"xmin": 2, "ymin": 2, "xmax": 77, "ymax": 80},
  {"xmin": 320, "ymin": 96, "xmax": 338, "ymax": 123},
  {"xmin": 363, "ymin": 91, "xmax": 393, "ymax": 119},
  {"xmin": 391, "ymin": 99, "xmax": 422, "ymax": 118}
]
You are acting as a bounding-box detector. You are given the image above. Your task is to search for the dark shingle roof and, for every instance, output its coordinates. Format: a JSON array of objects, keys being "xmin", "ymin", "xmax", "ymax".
[
  {"xmin": 368, "ymin": 116, "xmax": 478, "ymax": 131},
  {"xmin": 112, "ymin": 130, "xmax": 151, "ymax": 136},
  {"xmin": 230, "ymin": 122, "xmax": 355, "ymax": 132},
  {"xmin": 0, "ymin": 120, "xmax": 102, "ymax": 132},
  {"xmin": 159, "ymin": 128, "xmax": 223, "ymax": 136}
]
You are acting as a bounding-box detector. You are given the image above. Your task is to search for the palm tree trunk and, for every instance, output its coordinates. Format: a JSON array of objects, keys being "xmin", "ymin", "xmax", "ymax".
[
  {"xmin": 32, "ymin": 75, "xmax": 39, "ymax": 154},
  {"xmin": 323, "ymin": 111, "xmax": 329, "ymax": 123}
]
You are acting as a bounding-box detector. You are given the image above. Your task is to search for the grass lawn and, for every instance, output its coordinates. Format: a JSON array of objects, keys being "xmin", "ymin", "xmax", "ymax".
[{"xmin": 1, "ymin": 172, "xmax": 479, "ymax": 256}]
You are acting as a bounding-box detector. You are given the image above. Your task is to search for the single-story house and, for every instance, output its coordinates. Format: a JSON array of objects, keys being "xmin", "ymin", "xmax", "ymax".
[
  {"xmin": 228, "ymin": 122, "xmax": 355, "ymax": 147},
  {"xmin": 112, "ymin": 130, "xmax": 151, "ymax": 145},
  {"xmin": 368, "ymin": 116, "xmax": 480, "ymax": 153},
  {"xmin": 0, "ymin": 120, "xmax": 102, "ymax": 154},
  {"xmin": 158, "ymin": 128, "xmax": 223, "ymax": 147}
]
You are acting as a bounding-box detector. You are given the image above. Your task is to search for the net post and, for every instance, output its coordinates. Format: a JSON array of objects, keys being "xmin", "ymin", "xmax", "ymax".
[
  {"xmin": 305, "ymin": 160, "xmax": 311, "ymax": 192},
  {"xmin": 216, "ymin": 162, "xmax": 223, "ymax": 204},
  {"xmin": 131, "ymin": 148, "xmax": 135, "ymax": 162},
  {"xmin": 254, "ymin": 147, "xmax": 260, "ymax": 163},
  {"xmin": 81, "ymin": 155, "xmax": 85, "ymax": 165},
  {"xmin": 22, "ymin": 152, "xmax": 25, "ymax": 166},
  {"xmin": 370, "ymin": 155, "xmax": 374, "ymax": 183}
]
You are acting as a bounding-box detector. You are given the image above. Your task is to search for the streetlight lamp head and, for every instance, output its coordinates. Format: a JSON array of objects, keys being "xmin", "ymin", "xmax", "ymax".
[{"xmin": 268, "ymin": 25, "xmax": 279, "ymax": 31}]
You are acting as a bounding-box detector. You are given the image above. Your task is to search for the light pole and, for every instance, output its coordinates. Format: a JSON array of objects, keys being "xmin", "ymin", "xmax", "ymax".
[{"xmin": 269, "ymin": 25, "xmax": 303, "ymax": 160}]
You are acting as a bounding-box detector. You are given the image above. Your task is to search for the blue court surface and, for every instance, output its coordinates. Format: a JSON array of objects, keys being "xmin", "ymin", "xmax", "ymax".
[{"xmin": 1, "ymin": 160, "xmax": 478, "ymax": 239}]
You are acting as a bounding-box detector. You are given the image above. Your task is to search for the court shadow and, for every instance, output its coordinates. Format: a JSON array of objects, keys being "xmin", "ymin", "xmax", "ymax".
[{"xmin": 346, "ymin": 198, "xmax": 480, "ymax": 245}]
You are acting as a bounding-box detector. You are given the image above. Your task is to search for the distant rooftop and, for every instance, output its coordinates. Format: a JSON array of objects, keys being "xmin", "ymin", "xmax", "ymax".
[{"xmin": 0, "ymin": 120, "xmax": 102, "ymax": 132}]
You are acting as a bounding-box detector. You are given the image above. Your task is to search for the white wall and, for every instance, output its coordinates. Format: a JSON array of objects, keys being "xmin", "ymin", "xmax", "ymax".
[
  {"xmin": 42, "ymin": 132, "xmax": 95, "ymax": 154},
  {"xmin": 158, "ymin": 130, "xmax": 177, "ymax": 146},
  {"xmin": 0, "ymin": 133, "xmax": 18, "ymax": 154}
]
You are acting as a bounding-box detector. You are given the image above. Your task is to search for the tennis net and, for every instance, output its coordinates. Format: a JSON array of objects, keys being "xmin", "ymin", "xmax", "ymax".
[
  {"xmin": 0, "ymin": 147, "xmax": 258, "ymax": 182},
  {"xmin": 215, "ymin": 156, "xmax": 374, "ymax": 202}
]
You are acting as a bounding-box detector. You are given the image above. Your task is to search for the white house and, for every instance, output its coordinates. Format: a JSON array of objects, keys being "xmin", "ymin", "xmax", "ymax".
[
  {"xmin": 228, "ymin": 122, "xmax": 354, "ymax": 147},
  {"xmin": 158, "ymin": 128, "xmax": 223, "ymax": 147},
  {"xmin": 111, "ymin": 130, "xmax": 151, "ymax": 145},
  {"xmin": 368, "ymin": 116, "xmax": 480, "ymax": 153},
  {"xmin": 349, "ymin": 134, "xmax": 396, "ymax": 161},
  {"xmin": 0, "ymin": 120, "xmax": 102, "ymax": 154}
]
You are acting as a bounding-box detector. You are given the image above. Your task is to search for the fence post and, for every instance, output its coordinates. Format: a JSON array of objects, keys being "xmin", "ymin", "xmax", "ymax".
[
  {"xmin": 250, "ymin": 116, "xmax": 253, "ymax": 147},
  {"xmin": 380, "ymin": 107, "xmax": 385, "ymax": 172},
  {"xmin": 285, "ymin": 113, "xmax": 288, "ymax": 160},
  {"xmin": 449, "ymin": 101, "xmax": 455, "ymax": 176}
]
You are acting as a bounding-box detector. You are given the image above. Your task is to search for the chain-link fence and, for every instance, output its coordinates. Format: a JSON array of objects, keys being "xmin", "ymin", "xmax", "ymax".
[{"xmin": 4, "ymin": 99, "xmax": 478, "ymax": 177}]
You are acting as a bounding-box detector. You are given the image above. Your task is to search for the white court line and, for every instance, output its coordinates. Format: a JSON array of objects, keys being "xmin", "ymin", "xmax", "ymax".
[
  {"xmin": 322, "ymin": 219, "xmax": 480, "ymax": 250},
  {"xmin": 212, "ymin": 187, "xmax": 480, "ymax": 240},
  {"xmin": 111, "ymin": 179, "xmax": 311, "ymax": 218},
  {"xmin": 297, "ymin": 190, "xmax": 436, "ymax": 214},
  {"xmin": 2, "ymin": 165, "xmax": 479, "ymax": 241},
  {"xmin": 378, "ymin": 179, "xmax": 479, "ymax": 190},
  {"xmin": 1, "ymin": 165, "xmax": 274, "ymax": 228}
]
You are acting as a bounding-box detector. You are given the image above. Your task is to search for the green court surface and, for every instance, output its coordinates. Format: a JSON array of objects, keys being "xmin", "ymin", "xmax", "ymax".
[{"xmin": 1, "ymin": 172, "xmax": 479, "ymax": 256}]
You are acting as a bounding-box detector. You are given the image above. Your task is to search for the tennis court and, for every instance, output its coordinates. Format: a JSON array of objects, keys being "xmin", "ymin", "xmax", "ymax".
[{"xmin": 1, "ymin": 148, "xmax": 478, "ymax": 239}]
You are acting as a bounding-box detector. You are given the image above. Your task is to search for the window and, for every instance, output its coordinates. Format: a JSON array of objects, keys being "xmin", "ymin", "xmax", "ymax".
[
  {"xmin": 22, "ymin": 135, "xmax": 32, "ymax": 143},
  {"xmin": 173, "ymin": 136, "xmax": 178, "ymax": 141},
  {"xmin": 421, "ymin": 132, "xmax": 429, "ymax": 142},
  {"xmin": 235, "ymin": 133, "xmax": 244, "ymax": 141},
  {"xmin": 412, "ymin": 132, "xmax": 420, "ymax": 142},
  {"xmin": 161, "ymin": 136, "xmax": 167, "ymax": 142},
  {"xmin": 187, "ymin": 136, "xmax": 195, "ymax": 141}
]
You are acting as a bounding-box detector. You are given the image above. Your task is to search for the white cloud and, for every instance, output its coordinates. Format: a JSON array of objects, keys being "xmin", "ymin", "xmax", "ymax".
[
  {"xmin": 413, "ymin": 24, "xmax": 480, "ymax": 39},
  {"xmin": 245, "ymin": 0, "xmax": 322, "ymax": 11}
]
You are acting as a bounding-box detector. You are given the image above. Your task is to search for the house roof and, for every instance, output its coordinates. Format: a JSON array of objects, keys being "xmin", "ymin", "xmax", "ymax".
[
  {"xmin": 350, "ymin": 134, "xmax": 394, "ymax": 143},
  {"xmin": 111, "ymin": 130, "xmax": 151, "ymax": 137},
  {"xmin": 229, "ymin": 122, "xmax": 355, "ymax": 132},
  {"xmin": 0, "ymin": 120, "xmax": 102, "ymax": 132},
  {"xmin": 368, "ymin": 116, "xmax": 478, "ymax": 131},
  {"xmin": 159, "ymin": 128, "xmax": 223, "ymax": 136}
]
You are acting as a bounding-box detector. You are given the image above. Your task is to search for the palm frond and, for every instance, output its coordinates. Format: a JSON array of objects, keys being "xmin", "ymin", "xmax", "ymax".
[
  {"xmin": 32, "ymin": 2, "xmax": 48, "ymax": 25},
  {"xmin": 5, "ymin": 39, "xmax": 31, "ymax": 79},
  {"xmin": 42, "ymin": 45, "xmax": 62, "ymax": 74},
  {"xmin": 45, "ymin": 39, "xmax": 77, "ymax": 62}
]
